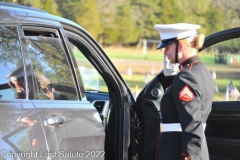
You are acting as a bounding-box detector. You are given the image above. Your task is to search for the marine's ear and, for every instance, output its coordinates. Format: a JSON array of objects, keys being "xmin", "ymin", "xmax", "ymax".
[{"xmin": 178, "ymin": 41, "xmax": 184, "ymax": 53}]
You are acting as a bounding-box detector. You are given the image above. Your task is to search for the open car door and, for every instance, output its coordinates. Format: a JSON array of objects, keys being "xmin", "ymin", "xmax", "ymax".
[{"xmin": 134, "ymin": 27, "xmax": 240, "ymax": 160}]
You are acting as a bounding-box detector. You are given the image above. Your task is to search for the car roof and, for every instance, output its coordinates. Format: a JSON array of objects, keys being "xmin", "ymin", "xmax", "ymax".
[{"xmin": 0, "ymin": 2, "xmax": 86, "ymax": 32}]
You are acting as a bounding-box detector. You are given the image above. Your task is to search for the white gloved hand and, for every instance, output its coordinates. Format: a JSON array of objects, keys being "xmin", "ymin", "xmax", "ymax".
[{"xmin": 163, "ymin": 55, "xmax": 179, "ymax": 76}]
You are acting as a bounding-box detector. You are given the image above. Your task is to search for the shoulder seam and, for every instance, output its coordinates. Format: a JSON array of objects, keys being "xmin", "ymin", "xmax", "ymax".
[{"xmin": 188, "ymin": 60, "xmax": 201, "ymax": 72}]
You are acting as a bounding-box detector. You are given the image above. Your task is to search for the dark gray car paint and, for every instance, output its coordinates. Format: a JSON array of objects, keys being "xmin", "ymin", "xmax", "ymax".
[
  {"xmin": 0, "ymin": 100, "xmax": 48, "ymax": 158},
  {"xmin": 0, "ymin": 4, "xmax": 106, "ymax": 160},
  {"xmin": 32, "ymin": 100, "xmax": 105, "ymax": 160}
]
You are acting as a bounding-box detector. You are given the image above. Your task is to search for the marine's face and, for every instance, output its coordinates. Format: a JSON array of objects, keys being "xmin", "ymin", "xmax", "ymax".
[{"xmin": 164, "ymin": 42, "xmax": 177, "ymax": 63}]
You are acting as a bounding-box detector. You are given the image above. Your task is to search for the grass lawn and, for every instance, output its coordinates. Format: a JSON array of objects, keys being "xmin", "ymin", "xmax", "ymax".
[
  {"xmin": 103, "ymin": 47, "xmax": 216, "ymax": 64},
  {"xmin": 75, "ymin": 47, "xmax": 240, "ymax": 101}
]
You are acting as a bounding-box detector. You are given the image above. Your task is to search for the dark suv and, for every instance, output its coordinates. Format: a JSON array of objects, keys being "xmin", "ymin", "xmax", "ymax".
[{"xmin": 0, "ymin": 2, "xmax": 240, "ymax": 160}]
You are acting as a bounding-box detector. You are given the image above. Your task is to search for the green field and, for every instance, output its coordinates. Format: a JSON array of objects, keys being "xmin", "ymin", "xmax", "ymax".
[
  {"xmin": 75, "ymin": 47, "xmax": 240, "ymax": 101},
  {"xmin": 106, "ymin": 48, "xmax": 240, "ymax": 101},
  {"xmin": 104, "ymin": 48, "xmax": 216, "ymax": 64}
]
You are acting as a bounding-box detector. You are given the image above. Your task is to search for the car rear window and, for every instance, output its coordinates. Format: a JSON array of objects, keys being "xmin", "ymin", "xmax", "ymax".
[{"xmin": 22, "ymin": 27, "xmax": 78, "ymax": 100}]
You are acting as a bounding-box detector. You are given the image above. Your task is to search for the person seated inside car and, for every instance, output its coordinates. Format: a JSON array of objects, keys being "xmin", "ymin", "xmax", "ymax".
[
  {"xmin": 37, "ymin": 75, "xmax": 68, "ymax": 100},
  {"xmin": 8, "ymin": 76, "xmax": 25, "ymax": 99}
]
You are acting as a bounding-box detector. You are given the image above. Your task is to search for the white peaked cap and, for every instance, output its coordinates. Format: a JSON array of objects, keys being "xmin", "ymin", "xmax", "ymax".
[
  {"xmin": 11, "ymin": 76, "xmax": 17, "ymax": 81},
  {"xmin": 154, "ymin": 23, "xmax": 201, "ymax": 40},
  {"xmin": 154, "ymin": 23, "xmax": 201, "ymax": 49}
]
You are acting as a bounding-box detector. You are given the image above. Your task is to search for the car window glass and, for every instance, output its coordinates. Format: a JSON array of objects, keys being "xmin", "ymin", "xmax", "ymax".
[
  {"xmin": 203, "ymin": 37, "xmax": 240, "ymax": 101},
  {"xmin": 68, "ymin": 40, "xmax": 108, "ymax": 93},
  {"xmin": 24, "ymin": 29, "xmax": 78, "ymax": 100},
  {"xmin": 0, "ymin": 26, "xmax": 25, "ymax": 99}
]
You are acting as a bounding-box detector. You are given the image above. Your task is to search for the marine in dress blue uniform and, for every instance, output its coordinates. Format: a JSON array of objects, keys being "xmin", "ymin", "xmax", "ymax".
[{"xmin": 154, "ymin": 23, "xmax": 215, "ymax": 160}]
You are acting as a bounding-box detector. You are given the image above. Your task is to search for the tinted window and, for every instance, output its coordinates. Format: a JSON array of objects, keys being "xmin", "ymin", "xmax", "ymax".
[
  {"xmin": 203, "ymin": 38, "xmax": 240, "ymax": 101},
  {"xmin": 23, "ymin": 28, "xmax": 78, "ymax": 100},
  {"xmin": 0, "ymin": 26, "xmax": 25, "ymax": 99}
]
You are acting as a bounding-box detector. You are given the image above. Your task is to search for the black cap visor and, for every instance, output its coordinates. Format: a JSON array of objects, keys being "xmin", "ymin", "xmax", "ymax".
[{"xmin": 157, "ymin": 38, "xmax": 177, "ymax": 50}]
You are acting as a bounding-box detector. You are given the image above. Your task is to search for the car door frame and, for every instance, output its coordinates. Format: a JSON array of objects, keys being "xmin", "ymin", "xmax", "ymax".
[
  {"xmin": 200, "ymin": 27, "xmax": 240, "ymax": 160},
  {"xmin": 61, "ymin": 23, "xmax": 137, "ymax": 160},
  {"xmin": 200, "ymin": 27, "xmax": 240, "ymax": 51}
]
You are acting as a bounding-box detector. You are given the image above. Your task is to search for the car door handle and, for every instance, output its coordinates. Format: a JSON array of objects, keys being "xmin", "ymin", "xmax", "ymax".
[{"xmin": 44, "ymin": 115, "xmax": 66, "ymax": 127}]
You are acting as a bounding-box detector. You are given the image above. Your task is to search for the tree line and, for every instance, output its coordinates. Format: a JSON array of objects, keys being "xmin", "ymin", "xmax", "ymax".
[{"xmin": 2, "ymin": 0, "xmax": 240, "ymax": 47}]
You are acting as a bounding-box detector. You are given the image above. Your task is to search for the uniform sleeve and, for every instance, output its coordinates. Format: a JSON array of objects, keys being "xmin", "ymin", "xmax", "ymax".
[
  {"xmin": 157, "ymin": 70, "xmax": 175, "ymax": 91},
  {"xmin": 172, "ymin": 71, "xmax": 204, "ymax": 160}
]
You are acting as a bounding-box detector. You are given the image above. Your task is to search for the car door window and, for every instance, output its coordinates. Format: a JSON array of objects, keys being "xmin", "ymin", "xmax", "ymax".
[
  {"xmin": 0, "ymin": 26, "xmax": 26, "ymax": 99},
  {"xmin": 203, "ymin": 37, "xmax": 240, "ymax": 101},
  {"xmin": 67, "ymin": 38, "xmax": 108, "ymax": 93},
  {"xmin": 23, "ymin": 27, "xmax": 78, "ymax": 100}
]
